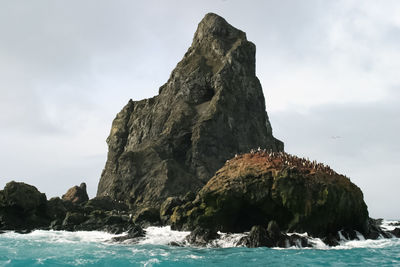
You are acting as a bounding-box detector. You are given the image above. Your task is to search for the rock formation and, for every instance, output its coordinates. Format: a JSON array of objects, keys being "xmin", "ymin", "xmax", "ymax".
[
  {"xmin": 0, "ymin": 181, "xmax": 48, "ymax": 230},
  {"xmin": 62, "ymin": 183, "xmax": 89, "ymax": 204},
  {"xmin": 0, "ymin": 182, "xmax": 144, "ymax": 235},
  {"xmin": 97, "ymin": 13, "xmax": 283, "ymax": 214},
  {"xmin": 168, "ymin": 151, "xmax": 370, "ymax": 238}
]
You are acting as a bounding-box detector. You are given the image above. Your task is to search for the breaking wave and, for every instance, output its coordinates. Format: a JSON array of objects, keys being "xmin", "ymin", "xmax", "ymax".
[
  {"xmin": 1, "ymin": 221, "xmax": 400, "ymax": 266},
  {"xmin": 1, "ymin": 220, "xmax": 398, "ymax": 250}
]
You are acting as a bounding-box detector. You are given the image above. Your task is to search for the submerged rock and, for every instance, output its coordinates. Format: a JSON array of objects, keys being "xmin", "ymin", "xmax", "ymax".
[
  {"xmin": 237, "ymin": 222, "xmax": 311, "ymax": 248},
  {"xmin": 185, "ymin": 227, "xmax": 220, "ymax": 246},
  {"xmin": 238, "ymin": 225, "xmax": 272, "ymax": 248},
  {"xmin": 111, "ymin": 224, "xmax": 146, "ymax": 243},
  {"xmin": 365, "ymin": 218, "xmax": 391, "ymax": 239},
  {"xmin": 391, "ymin": 228, "xmax": 400, "ymax": 238},
  {"xmin": 170, "ymin": 151, "xmax": 370, "ymax": 238},
  {"xmin": 97, "ymin": 13, "xmax": 283, "ymax": 215}
]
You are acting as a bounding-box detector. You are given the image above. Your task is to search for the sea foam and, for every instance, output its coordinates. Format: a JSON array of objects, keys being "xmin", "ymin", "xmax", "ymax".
[
  {"xmin": 1, "ymin": 220, "xmax": 398, "ymax": 250},
  {"xmin": 1, "ymin": 230, "xmax": 124, "ymax": 244}
]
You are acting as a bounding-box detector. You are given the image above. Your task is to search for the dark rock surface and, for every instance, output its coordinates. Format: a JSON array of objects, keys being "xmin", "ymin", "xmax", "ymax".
[
  {"xmin": 84, "ymin": 196, "xmax": 128, "ymax": 212},
  {"xmin": 365, "ymin": 218, "xmax": 391, "ymax": 239},
  {"xmin": 0, "ymin": 181, "xmax": 48, "ymax": 230},
  {"xmin": 391, "ymin": 228, "xmax": 400, "ymax": 238},
  {"xmin": 170, "ymin": 151, "xmax": 370, "ymax": 238},
  {"xmin": 0, "ymin": 181, "xmax": 144, "ymax": 236},
  {"xmin": 160, "ymin": 197, "xmax": 183, "ymax": 224},
  {"xmin": 238, "ymin": 225, "xmax": 272, "ymax": 248},
  {"xmin": 62, "ymin": 183, "xmax": 89, "ymax": 204},
  {"xmin": 50, "ymin": 193, "xmax": 137, "ymax": 233},
  {"xmin": 97, "ymin": 12, "xmax": 283, "ymax": 214},
  {"xmin": 184, "ymin": 227, "xmax": 220, "ymax": 246},
  {"xmin": 111, "ymin": 224, "xmax": 146, "ymax": 243},
  {"xmin": 237, "ymin": 222, "xmax": 311, "ymax": 248}
]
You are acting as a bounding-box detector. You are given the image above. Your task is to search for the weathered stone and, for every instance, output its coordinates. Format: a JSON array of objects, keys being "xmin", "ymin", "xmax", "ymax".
[
  {"xmin": 171, "ymin": 152, "xmax": 369, "ymax": 238},
  {"xmin": 160, "ymin": 197, "xmax": 183, "ymax": 224},
  {"xmin": 62, "ymin": 212, "xmax": 88, "ymax": 229},
  {"xmin": 111, "ymin": 224, "xmax": 146, "ymax": 242},
  {"xmin": 339, "ymin": 229, "xmax": 358, "ymax": 240},
  {"xmin": 391, "ymin": 228, "xmax": 400, "ymax": 238},
  {"xmin": 0, "ymin": 181, "xmax": 49, "ymax": 230},
  {"xmin": 288, "ymin": 234, "xmax": 311, "ymax": 248},
  {"xmin": 181, "ymin": 192, "xmax": 196, "ymax": 203},
  {"xmin": 62, "ymin": 183, "xmax": 89, "ymax": 204},
  {"xmin": 185, "ymin": 227, "xmax": 220, "ymax": 246},
  {"xmin": 267, "ymin": 221, "xmax": 281, "ymax": 241},
  {"xmin": 133, "ymin": 207, "xmax": 161, "ymax": 227},
  {"xmin": 47, "ymin": 197, "xmax": 67, "ymax": 221},
  {"xmin": 323, "ymin": 233, "xmax": 340, "ymax": 246},
  {"xmin": 84, "ymin": 196, "xmax": 128, "ymax": 212},
  {"xmin": 97, "ymin": 13, "xmax": 283, "ymax": 215},
  {"xmin": 365, "ymin": 218, "xmax": 391, "ymax": 239},
  {"xmin": 237, "ymin": 225, "xmax": 272, "ymax": 247}
]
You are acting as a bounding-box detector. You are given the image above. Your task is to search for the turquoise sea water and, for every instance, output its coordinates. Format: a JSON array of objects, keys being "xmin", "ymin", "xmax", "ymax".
[{"xmin": 1, "ymin": 225, "xmax": 399, "ymax": 267}]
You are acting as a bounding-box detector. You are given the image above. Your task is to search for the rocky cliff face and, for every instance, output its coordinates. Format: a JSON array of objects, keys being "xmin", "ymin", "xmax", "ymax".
[{"xmin": 96, "ymin": 13, "xmax": 283, "ymax": 213}]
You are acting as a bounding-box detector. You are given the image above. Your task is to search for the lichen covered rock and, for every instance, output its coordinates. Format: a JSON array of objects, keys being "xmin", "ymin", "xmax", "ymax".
[{"xmin": 170, "ymin": 151, "xmax": 369, "ymax": 237}]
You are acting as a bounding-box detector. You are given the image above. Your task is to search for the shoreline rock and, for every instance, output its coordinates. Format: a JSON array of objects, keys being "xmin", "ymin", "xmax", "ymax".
[
  {"xmin": 169, "ymin": 151, "xmax": 370, "ymax": 239},
  {"xmin": 0, "ymin": 181, "xmax": 144, "ymax": 239},
  {"xmin": 0, "ymin": 180, "xmax": 397, "ymax": 247}
]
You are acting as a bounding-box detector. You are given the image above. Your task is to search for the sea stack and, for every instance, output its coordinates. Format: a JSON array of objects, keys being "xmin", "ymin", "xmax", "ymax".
[{"xmin": 97, "ymin": 13, "xmax": 283, "ymax": 214}]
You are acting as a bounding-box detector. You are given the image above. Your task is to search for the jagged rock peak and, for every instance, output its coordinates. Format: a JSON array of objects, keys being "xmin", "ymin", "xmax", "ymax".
[
  {"xmin": 97, "ymin": 13, "xmax": 283, "ymax": 215},
  {"xmin": 193, "ymin": 13, "xmax": 246, "ymax": 47},
  {"xmin": 160, "ymin": 13, "xmax": 255, "ymax": 97}
]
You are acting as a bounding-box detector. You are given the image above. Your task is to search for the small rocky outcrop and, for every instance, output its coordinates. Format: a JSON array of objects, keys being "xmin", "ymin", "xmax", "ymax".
[
  {"xmin": 364, "ymin": 218, "xmax": 392, "ymax": 239},
  {"xmin": 50, "ymin": 195, "xmax": 135, "ymax": 233},
  {"xmin": 0, "ymin": 181, "xmax": 48, "ymax": 230},
  {"xmin": 237, "ymin": 222, "xmax": 311, "ymax": 248},
  {"xmin": 169, "ymin": 151, "xmax": 370, "ymax": 239},
  {"xmin": 0, "ymin": 181, "xmax": 144, "ymax": 238},
  {"xmin": 391, "ymin": 228, "xmax": 400, "ymax": 238},
  {"xmin": 97, "ymin": 13, "xmax": 283, "ymax": 215},
  {"xmin": 238, "ymin": 225, "xmax": 272, "ymax": 248},
  {"xmin": 184, "ymin": 227, "xmax": 220, "ymax": 246},
  {"xmin": 111, "ymin": 224, "xmax": 146, "ymax": 243},
  {"xmin": 62, "ymin": 183, "xmax": 89, "ymax": 204}
]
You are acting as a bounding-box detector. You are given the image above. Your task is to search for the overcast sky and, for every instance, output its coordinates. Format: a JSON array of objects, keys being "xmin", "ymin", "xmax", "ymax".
[{"xmin": 0, "ymin": 0, "xmax": 399, "ymax": 219}]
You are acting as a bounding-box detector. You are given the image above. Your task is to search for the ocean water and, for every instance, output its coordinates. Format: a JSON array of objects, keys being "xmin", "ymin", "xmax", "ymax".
[{"xmin": 1, "ymin": 221, "xmax": 399, "ymax": 267}]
